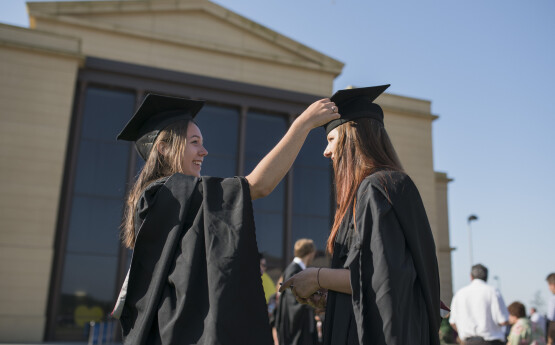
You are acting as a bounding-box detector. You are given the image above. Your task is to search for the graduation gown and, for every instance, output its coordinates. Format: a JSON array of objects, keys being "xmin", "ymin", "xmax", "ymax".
[
  {"xmin": 323, "ymin": 170, "xmax": 441, "ymax": 345},
  {"xmin": 118, "ymin": 173, "xmax": 273, "ymax": 345},
  {"xmin": 276, "ymin": 261, "xmax": 318, "ymax": 345}
]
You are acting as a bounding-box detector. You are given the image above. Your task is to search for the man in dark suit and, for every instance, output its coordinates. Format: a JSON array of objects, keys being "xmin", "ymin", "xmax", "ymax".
[{"xmin": 276, "ymin": 239, "xmax": 318, "ymax": 345}]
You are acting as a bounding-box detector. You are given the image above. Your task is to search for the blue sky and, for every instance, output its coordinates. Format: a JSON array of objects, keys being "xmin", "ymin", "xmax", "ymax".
[{"xmin": 2, "ymin": 0, "xmax": 554, "ymax": 312}]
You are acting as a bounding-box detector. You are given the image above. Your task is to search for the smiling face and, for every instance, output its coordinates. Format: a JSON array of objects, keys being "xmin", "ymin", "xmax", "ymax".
[
  {"xmin": 180, "ymin": 122, "xmax": 208, "ymax": 177},
  {"xmin": 323, "ymin": 128, "xmax": 339, "ymax": 160}
]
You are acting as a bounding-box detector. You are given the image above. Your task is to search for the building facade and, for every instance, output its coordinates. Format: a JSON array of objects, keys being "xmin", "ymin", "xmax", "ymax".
[{"xmin": 0, "ymin": 0, "xmax": 453, "ymax": 342}]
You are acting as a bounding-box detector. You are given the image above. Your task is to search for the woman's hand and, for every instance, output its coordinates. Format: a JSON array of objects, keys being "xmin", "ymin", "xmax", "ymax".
[
  {"xmin": 280, "ymin": 267, "xmax": 320, "ymax": 299},
  {"xmin": 307, "ymin": 289, "xmax": 328, "ymax": 312},
  {"xmin": 245, "ymin": 98, "xmax": 339, "ymax": 200},
  {"xmin": 282, "ymin": 267, "xmax": 353, "ymax": 297},
  {"xmin": 294, "ymin": 98, "xmax": 340, "ymax": 131}
]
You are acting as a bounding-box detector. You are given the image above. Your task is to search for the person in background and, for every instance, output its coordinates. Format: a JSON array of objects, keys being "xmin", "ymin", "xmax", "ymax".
[
  {"xmin": 449, "ymin": 264, "xmax": 509, "ymax": 345},
  {"xmin": 269, "ymin": 276, "xmax": 284, "ymax": 345},
  {"xmin": 546, "ymin": 273, "xmax": 555, "ymax": 345},
  {"xmin": 506, "ymin": 301, "xmax": 546, "ymax": 345},
  {"xmin": 260, "ymin": 253, "xmax": 276, "ymax": 303},
  {"xmin": 439, "ymin": 318, "xmax": 457, "ymax": 345},
  {"xmin": 276, "ymin": 239, "xmax": 318, "ymax": 345},
  {"xmin": 530, "ymin": 307, "xmax": 547, "ymax": 337}
]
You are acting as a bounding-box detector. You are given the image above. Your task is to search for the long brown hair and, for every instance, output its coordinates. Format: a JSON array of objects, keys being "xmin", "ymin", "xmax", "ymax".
[
  {"xmin": 327, "ymin": 118, "xmax": 403, "ymax": 254},
  {"xmin": 121, "ymin": 120, "xmax": 192, "ymax": 248}
]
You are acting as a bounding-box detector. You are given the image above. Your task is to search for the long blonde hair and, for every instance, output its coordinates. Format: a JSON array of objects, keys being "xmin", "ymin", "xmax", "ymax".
[
  {"xmin": 121, "ymin": 120, "xmax": 192, "ymax": 248},
  {"xmin": 327, "ymin": 118, "xmax": 403, "ymax": 254}
]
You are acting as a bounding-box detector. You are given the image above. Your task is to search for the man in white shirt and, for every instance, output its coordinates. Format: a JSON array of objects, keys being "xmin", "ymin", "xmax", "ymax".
[{"xmin": 449, "ymin": 264, "xmax": 509, "ymax": 345}]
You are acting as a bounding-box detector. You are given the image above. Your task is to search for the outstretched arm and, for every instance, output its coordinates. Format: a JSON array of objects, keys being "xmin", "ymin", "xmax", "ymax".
[{"xmin": 246, "ymin": 99, "xmax": 339, "ymax": 200}]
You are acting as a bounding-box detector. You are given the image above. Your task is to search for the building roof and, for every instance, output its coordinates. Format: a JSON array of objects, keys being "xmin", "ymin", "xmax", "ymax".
[{"xmin": 27, "ymin": 0, "xmax": 344, "ymax": 75}]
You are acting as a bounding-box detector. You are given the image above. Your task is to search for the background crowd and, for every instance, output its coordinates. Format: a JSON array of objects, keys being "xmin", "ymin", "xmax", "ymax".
[{"xmin": 262, "ymin": 253, "xmax": 555, "ymax": 345}]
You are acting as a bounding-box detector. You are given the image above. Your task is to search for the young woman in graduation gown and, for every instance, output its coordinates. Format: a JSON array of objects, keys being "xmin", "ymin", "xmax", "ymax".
[
  {"xmin": 280, "ymin": 85, "xmax": 441, "ymax": 345},
  {"xmin": 112, "ymin": 94, "xmax": 339, "ymax": 345}
]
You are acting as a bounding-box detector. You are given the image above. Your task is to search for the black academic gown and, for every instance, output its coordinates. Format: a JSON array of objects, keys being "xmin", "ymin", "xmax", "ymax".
[
  {"xmin": 276, "ymin": 261, "xmax": 318, "ymax": 345},
  {"xmin": 323, "ymin": 170, "xmax": 441, "ymax": 345},
  {"xmin": 119, "ymin": 173, "xmax": 273, "ymax": 345}
]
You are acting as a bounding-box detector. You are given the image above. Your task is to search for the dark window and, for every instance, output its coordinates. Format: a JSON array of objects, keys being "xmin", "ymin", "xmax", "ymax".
[
  {"xmin": 194, "ymin": 104, "xmax": 239, "ymax": 177},
  {"xmin": 65, "ymin": 197, "xmax": 122, "ymax": 255},
  {"xmin": 60, "ymin": 254, "xmax": 118, "ymax": 304},
  {"xmin": 292, "ymin": 129, "xmax": 332, "ymax": 255},
  {"xmin": 244, "ymin": 111, "xmax": 287, "ymax": 270},
  {"xmin": 74, "ymin": 140, "xmax": 129, "ymax": 198},
  {"xmin": 54, "ymin": 87, "xmax": 135, "ymax": 340}
]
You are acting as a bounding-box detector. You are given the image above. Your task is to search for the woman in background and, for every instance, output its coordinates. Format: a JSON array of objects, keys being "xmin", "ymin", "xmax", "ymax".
[{"xmin": 507, "ymin": 301, "xmax": 546, "ymax": 345}]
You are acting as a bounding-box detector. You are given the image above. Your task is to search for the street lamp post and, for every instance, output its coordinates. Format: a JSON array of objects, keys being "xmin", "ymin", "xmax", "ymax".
[{"xmin": 467, "ymin": 214, "xmax": 478, "ymax": 268}]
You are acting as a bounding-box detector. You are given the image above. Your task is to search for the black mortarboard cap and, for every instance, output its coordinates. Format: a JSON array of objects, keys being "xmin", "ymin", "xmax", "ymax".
[
  {"xmin": 324, "ymin": 84, "xmax": 390, "ymax": 135},
  {"xmin": 117, "ymin": 93, "xmax": 205, "ymax": 160}
]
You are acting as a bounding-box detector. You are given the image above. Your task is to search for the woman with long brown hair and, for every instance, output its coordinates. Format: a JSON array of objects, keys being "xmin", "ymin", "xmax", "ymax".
[
  {"xmin": 112, "ymin": 93, "xmax": 339, "ymax": 344},
  {"xmin": 280, "ymin": 85, "xmax": 441, "ymax": 345}
]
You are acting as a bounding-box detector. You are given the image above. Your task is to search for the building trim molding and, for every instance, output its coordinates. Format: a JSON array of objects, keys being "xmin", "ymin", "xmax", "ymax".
[{"xmin": 28, "ymin": 1, "xmax": 344, "ymax": 74}]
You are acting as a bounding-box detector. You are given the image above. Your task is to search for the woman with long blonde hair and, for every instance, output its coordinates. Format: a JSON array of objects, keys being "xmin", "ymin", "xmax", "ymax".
[
  {"xmin": 113, "ymin": 93, "xmax": 339, "ymax": 344},
  {"xmin": 281, "ymin": 85, "xmax": 441, "ymax": 345}
]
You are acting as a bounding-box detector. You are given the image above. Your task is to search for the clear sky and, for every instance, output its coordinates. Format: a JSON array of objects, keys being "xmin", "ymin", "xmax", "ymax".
[{"xmin": 2, "ymin": 0, "xmax": 554, "ymax": 313}]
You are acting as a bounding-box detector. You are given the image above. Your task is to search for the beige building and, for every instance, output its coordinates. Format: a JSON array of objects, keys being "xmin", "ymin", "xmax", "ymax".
[{"xmin": 0, "ymin": 0, "xmax": 453, "ymax": 342}]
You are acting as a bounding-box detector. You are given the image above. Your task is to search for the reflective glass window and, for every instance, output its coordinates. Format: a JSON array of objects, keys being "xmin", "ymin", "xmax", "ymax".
[
  {"xmin": 244, "ymin": 111, "xmax": 287, "ymax": 271},
  {"xmin": 56, "ymin": 254, "xmax": 118, "ymax": 341},
  {"xmin": 55, "ymin": 87, "xmax": 135, "ymax": 340},
  {"xmin": 292, "ymin": 129, "xmax": 332, "ymax": 256},
  {"xmin": 194, "ymin": 104, "xmax": 239, "ymax": 177}
]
